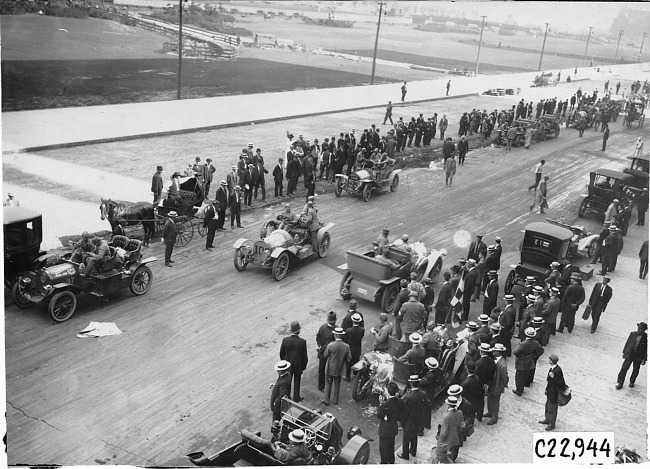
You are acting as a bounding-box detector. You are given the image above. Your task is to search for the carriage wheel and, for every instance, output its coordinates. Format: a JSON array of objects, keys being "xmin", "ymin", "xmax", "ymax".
[
  {"xmin": 154, "ymin": 214, "xmax": 166, "ymax": 237},
  {"xmin": 174, "ymin": 217, "xmax": 194, "ymax": 246},
  {"xmin": 197, "ymin": 213, "xmax": 207, "ymax": 237},
  {"xmin": 505, "ymin": 270, "xmax": 516, "ymax": 294}
]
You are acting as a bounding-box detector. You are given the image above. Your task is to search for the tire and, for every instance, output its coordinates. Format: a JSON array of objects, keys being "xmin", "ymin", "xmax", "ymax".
[
  {"xmin": 340, "ymin": 271, "xmax": 353, "ymax": 299},
  {"xmin": 381, "ymin": 282, "xmax": 399, "ymax": 313},
  {"xmin": 260, "ymin": 220, "xmax": 277, "ymax": 240},
  {"xmin": 175, "ymin": 218, "xmax": 194, "ymax": 247},
  {"xmin": 49, "ymin": 290, "xmax": 77, "ymax": 323},
  {"xmin": 351, "ymin": 369, "xmax": 370, "ymax": 401},
  {"xmin": 12, "ymin": 282, "xmax": 33, "ymax": 309},
  {"xmin": 362, "ymin": 184, "xmax": 371, "ymax": 202},
  {"xmin": 317, "ymin": 232, "xmax": 330, "ymax": 258},
  {"xmin": 350, "ymin": 442, "xmax": 370, "ymax": 464},
  {"xmin": 130, "ymin": 265, "xmax": 153, "ymax": 296},
  {"xmin": 505, "ymin": 270, "xmax": 516, "ymax": 294},
  {"xmin": 414, "ymin": 262, "xmax": 427, "ymax": 282},
  {"xmin": 272, "ymin": 252, "xmax": 290, "ymax": 281},
  {"xmin": 233, "ymin": 248, "xmax": 248, "ymax": 271},
  {"xmin": 554, "ymin": 127, "xmax": 560, "ymax": 137},
  {"xmin": 587, "ymin": 239, "xmax": 598, "ymax": 258},
  {"xmin": 429, "ymin": 259, "xmax": 442, "ymax": 283},
  {"xmin": 334, "ymin": 179, "xmax": 343, "ymax": 197},
  {"xmin": 390, "ymin": 174, "xmax": 399, "ymax": 192},
  {"xmin": 197, "ymin": 213, "xmax": 207, "ymax": 237},
  {"xmin": 578, "ymin": 198, "xmax": 589, "ymax": 218}
]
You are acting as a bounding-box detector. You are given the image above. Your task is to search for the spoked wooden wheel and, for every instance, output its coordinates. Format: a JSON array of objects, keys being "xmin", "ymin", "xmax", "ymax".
[
  {"xmin": 175, "ymin": 217, "xmax": 194, "ymax": 246},
  {"xmin": 197, "ymin": 213, "xmax": 207, "ymax": 237}
]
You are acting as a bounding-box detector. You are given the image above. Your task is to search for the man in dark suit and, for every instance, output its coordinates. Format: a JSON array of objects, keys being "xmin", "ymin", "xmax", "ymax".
[
  {"xmin": 203, "ymin": 200, "xmax": 217, "ymax": 250},
  {"xmin": 270, "ymin": 360, "xmax": 292, "ymax": 422},
  {"xmin": 513, "ymin": 327, "xmax": 544, "ymax": 396},
  {"xmin": 483, "ymin": 270, "xmax": 499, "ymax": 316},
  {"xmin": 586, "ymin": 276, "xmax": 613, "ymax": 333},
  {"xmin": 485, "ymin": 343, "xmax": 509, "ymax": 425},
  {"xmin": 273, "ymin": 158, "xmax": 284, "ymax": 197},
  {"xmin": 316, "ymin": 312, "xmax": 337, "ymax": 392},
  {"xmin": 557, "ymin": 274, "xmax": 585, "ymax": 333},
  {"xmin": 435, "ymin": 272, "xmax": 454, "ymax": 325},
  {"xmin": 398, "ymin": 376, "xmax": 430, "ymax": 460},
  {"xmin": 499, "ymin": 294, "xmax": 516, "ymax": 357},
  {"xmin": 228, "ymin": 185, "xmax": 243, "ymax": 229},
  {"xmin": 344, "ymin": 314, "xmax": 365, "ymax": 382},
  {"xmin": 203, "ymin": 158, "xmax": 215, "ymax": 198},
  {"xmin": 377, "ymin": 382, "xmax": 404, "ymax": 464},
  {"xmin": 280, "ymin": 321, "xmax": 308, "ymax": 402},
  {"xmin": 462, "ymin": 259, "xmax": 479, "ymax": 321},
  {"xmin": 239, "ymin": 164, "xmax": 253, "ymax": 206},
  {"xmin": 254, "ymin": 150, "xmax": 268, "ymax": 201},
  {"xmin": 539, "ymin": 354, "xmax": 565, "ymax": 431},
  {"xmin": 542, "ymin": 287, "xmax": 561, "ymax": 341},
  {"xmin": 214, "ymin": 181, "xmax": 228, "ymax": 231},
  {"xmin": 467, "ymin": 234, "xmax": 487, "ymax": 262},
  {"xmin": 161, "ymin": 211, "xmax": 178, "ymax": 267},
  {"xmin": 447, "ymin": 384, "xmax": 474, "ymax": 447},
  {"xmin": 151, "ymin": 165, "xmax": 163, "ymax": 205},
  {"xmin": 435, "ymin": 395, "xmax": 463, "ymax": 463},
  {"xmin": 322, "ymin": 328, "xmax": 351, "ymax": 406},
  {"xmin": 461, "ymin": 362, "xmax": 483, "ymax": 422},
  {"xmin": 616, "ymin": 322, "xmax": 647, "ymax": 389},
  {"xmin": 475, "ymin": 343, "xmax": 495, "ymax": 420}
]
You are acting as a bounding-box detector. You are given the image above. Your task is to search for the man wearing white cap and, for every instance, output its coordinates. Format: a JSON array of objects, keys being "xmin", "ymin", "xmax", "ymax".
[
  {"xmin": 485, "ymin": 343, "xmax": 509, "ymax": 425},
  {"xmin": 270, "ymin": 360, "xmax": 291, "ymax": 422},
  {"xmin": 519, "ymin": 294, "xmax": 537, "ymax": 340},
  {"xmin": 475, "ymin": 343, "xmax": 495, "ymax": 418},
  {"xmin": 398, "ymin": 333, "xmax": 425, "ymax": 373},
  {"xmin": 513, "ymin": 327, "xmax": 544, "ymax": 396},
  {"xmin": 272, "ymin": 429, "xmax": 312, "ymax": 464},
  {"xmin": 436, "ymin": 395, "xmax": 464, "ymax": 463},
  {"xmin": 3, "ymin": 192, "xmax": 20, "ymax": 207},
  {"xmin": 447, "ymin": 384, "xmax": 474, "ymax": 444},
  {"xmin": 321, "ymin": 327, "xmax": 351, "ymax": 406}
]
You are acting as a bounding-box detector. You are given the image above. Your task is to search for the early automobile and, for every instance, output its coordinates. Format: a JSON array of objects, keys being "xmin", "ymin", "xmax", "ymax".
[
  {"xmin": 623, "ymin": 153, "xmax": 649, "ymax": 191},
  {"xmin": 578, "ymin": 169, "xmax": 635, "ymax": 233},
  {"xmin": 334, "ymin": 160, "xmax": 401, "ymax": 202},
  {"xmin": 340, "ymin": 241, "xmax": 446, "ymax": 312},
  {"xmin": 545, "ymin": 218, "xmax": 600, "ymax": 259},
  {"xmin": 233, "ymin": 218, "xmax": 334, "ymax": 281},
  {"xmin": 504, "ymin": 222, "xmax": 573, "ymax": 294},
  {"xmin": 351, "ymin": 329, "xmax": 468, "ymax": 404},
  {"xmin": 4, "ymin": 206, "xmax": 48, "ymax": 289},
  {"xmin": 537, "ymin": 115, "xmax": 562, "ymax": 140},
  {"xmin": 187, "ymin": 397, "xmax": 371, "ymax": 466},
  {"xmin": 12, "ymin": 235, "xmax": 157, "ymax": 322}
]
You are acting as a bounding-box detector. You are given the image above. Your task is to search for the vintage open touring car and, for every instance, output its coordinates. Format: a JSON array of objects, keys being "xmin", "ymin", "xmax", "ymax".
[{"xmin": 334, "ymin": 159, "xmax": 401, "ymax": 202}]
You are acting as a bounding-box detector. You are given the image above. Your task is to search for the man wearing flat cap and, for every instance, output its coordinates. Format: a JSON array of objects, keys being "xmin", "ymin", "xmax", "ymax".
[
  {"xmin": 557, "ymin": 274, "xmax": 585, "ymax": 333},
  {"xmin": 586, "ymin": 276, "xmax": 613, "ymax": 333},
  {"xmin": 280, "ymin": 321, "xmax": 308, "ymax": 402},
  {"xmin": 539, "ymin": 354, "xmax": 565, "ymax": 431},
  {"xmin": 513, "ymin": 327, "xmax": 544, "ymax": 396},
  {"xmin": 151, "ymin": 166, "xmax": 163, "ymax": 205},
  {"xmin": 616, "ymin": 322, "xmax": 647, "ymax": 389},
  {"xmin": 398, "ymin": 375, "xmax": 430, "ymax": 460},
  {"xmin": 270, "ymin": 360, "xmax": 291, "ymax": 422},
  {"xmin": 321, "ymin": 327, "xmax": 351, "ymax": 406}
]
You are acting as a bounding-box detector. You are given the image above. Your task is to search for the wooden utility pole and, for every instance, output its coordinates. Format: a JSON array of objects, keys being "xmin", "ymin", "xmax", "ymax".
[
  {"xmin": 582, "ymin": 26, "xmax": 592, "ymax": 67},
  {"xmin": 538, "ymin": 23, "xmax": 549, "ymax": 71},
  {"xmin": 475, "ymin": 16, "xmax": 486, "ymax": 76},
  {"xmin": 370, "ymin": 2, "xmax": 385, "ymax": 85},
  {"xmin": 614, "ymin": 29, "xmax": 623, "ymax": 65},
  {"xmin": 177, "ymin": 0, "xmax": 184, "ymax": 100}
]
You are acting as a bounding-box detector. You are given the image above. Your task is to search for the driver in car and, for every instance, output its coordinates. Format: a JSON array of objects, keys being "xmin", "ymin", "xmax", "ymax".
[
  {"xmin": 596, "ymin": 177, "xmax": 612, "ymax": 190},
  {"xmin": 71, "ymin": 231, "xmax": 95, "ymax": 263},
  {"xmin": 272, "ymin": 429, "xmax": 312, "ymax": 464},
  {"xmin": 277, "ymin": 204, "xmax": 298, "ymax": 231}
]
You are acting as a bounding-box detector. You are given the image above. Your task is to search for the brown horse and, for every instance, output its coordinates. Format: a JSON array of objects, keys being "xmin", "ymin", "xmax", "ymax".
[{"xmin": 100, "ymin": 198, "xmax": 155, "ymax": 246}]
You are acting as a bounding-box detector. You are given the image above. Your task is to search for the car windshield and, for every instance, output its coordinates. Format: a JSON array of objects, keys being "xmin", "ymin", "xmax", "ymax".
[{"xmin": 281, "ymin": 398, "xmax": 333, "ymax": 437}]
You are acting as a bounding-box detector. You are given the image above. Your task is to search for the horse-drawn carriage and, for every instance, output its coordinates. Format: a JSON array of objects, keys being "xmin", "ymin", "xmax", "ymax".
[
  {"xmin": 533, "ymin": 72, "xmax": 556, "ymax": 87},
  {"xmin": 623, "ymin": 101, "xmax": 646, "ymax": 128}
]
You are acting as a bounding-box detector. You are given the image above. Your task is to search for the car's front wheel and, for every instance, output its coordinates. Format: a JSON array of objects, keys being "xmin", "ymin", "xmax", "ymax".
[
  {"xmin": 234, "ymin": 248, "xmax": 248, "ymax": 271},
  {"xmin": 362, "ymin": 184, "xmax": 371, "ymax": 202},
  {"xmin": 12, "ymin": 282, "xmax": 34, "ymax": 309},
  {"xmin": 49, "ymin": 290, "xmax": 77, "ymax": 323},
  {"xmin": 351, "ymin": 368, "xmax": 370, "ymax": 401},
  {"xmin": 130, "ymin": 265, "xmax": 153, "ymax": 296},
  {"xmin": 578, "ymin": 198, "xmax": 589, "ymax": 218},
  {"xmin": 334, "ymin": 179, "xmax": 343, "ymax": 197},
  {"xmin": 317, "ymin": 233, "xmax": 330, "ymax": 258},
  {"xmin": 272, "ymin": 252, "xmax": 290, "ymax": 281},
  {"xmin": 390, "ymin": 174, "xmax": 399, "ymax": 192}
]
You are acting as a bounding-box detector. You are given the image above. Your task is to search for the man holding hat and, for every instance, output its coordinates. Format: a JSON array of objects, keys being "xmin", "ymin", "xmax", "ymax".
[
  {"xmin": 586, "ymin": 276, "xmax": 613, "ymax": 333},
  {"xmin": 321, "ymin": 327, "xmax": 351, "ymax": 406},
  {"xmin": 513, "ymin": 327, "xmax": 544, "ymax": 396},
  {"xmin": 499, "ymin": 294, "xmax": 517, "ymax": 356},
  {"xmin": 540, "ymin": 354, "xmax": 565, "ymax": 431},
  {"xmin": 616, "ymin": 322, "xmax": 647, "ymax": 389},
  {"xmin": 377, "ymin": 382, "xmax": 404, "ymax": 464},
  {"xmin": 161, "ymin": 211, "xmax": 178, "ymax": 267},
  {"xmin": 270, "ymin": 360, "xmax": 292, "ymax": 422},
  {"xmin": 214, "ymin": 181, "xmax": 228, "ymax": 231},
  {"xmin": 272, "ymin": 429, "xmax": 312, "ymax": 464},
  {"xmin": 203, "ymin": 200, "xmax": 217, "ymax": 250},
  {"xmin": 344, "ymin": 313, "xmax": 365, "ymax": 382},
  {"xmin": 557, "ymin": 274, "xmax": 585, "ymax": 333},
  {"xmin": 485, "ymin": 343, "xmax": 509, "ymax": 425},
  {"xmin": 483, "ymin": 270, "xmax": 499, "ymax": 316},
  {"xmin": 316, "ymin": 312, "xmax": 337, "ymax": 392},
  {"xmin": 399, "ymin": 291, "xmax": 427, "ymax": 340},
  {"xmin": 229, "ymin": 185, "xmax": 243, "ymax": 229},
  {"xmin": 151, "ymin": 166, "xmax": 163, "ymax": 205},
  {"xmin": 398, "ymin": 375, "xmax": 430, "ymax": 460},
  {"xmin": 436, "ymin": 395, "xmax": 464, "ymax": 463},
  {"xmin": 280, "ymin": 321, "xmax": 308, "ymax": 402}
]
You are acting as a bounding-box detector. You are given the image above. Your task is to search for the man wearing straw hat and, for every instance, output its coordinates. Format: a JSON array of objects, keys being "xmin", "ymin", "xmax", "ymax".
[
  {"xmin": 513, "ymin": 327, "xmax": 544, "ymax": 396},
  {"xmin": 485, "ymin": 343, "xmax": 509, "ymax": 425},
  {"xmin": 435, "ymin": 395, "xmax": 464, "ymax": 463},
  {"xmin": 321, "ymin": 327, "xmax": 351, "ymax": 406},
  {"xmin": 397, "ymin": 375, "xmax": 430, "ymax": 460},
  {"xmin": 270, "ymin": 360, "xmax": 291, "ymax": 422},
  {"xmin": 272, "ymin": 429, "xmax": 312, "ymax": 464}
]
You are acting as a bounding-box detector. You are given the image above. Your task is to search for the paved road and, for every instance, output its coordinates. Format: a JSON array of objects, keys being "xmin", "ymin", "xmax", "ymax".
[{"xmin": 5, "ymin": 104, "xmax": 647, "ymax": 465}]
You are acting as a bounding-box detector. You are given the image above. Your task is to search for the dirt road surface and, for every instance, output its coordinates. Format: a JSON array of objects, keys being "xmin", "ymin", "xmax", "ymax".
[{"xmin": 4, "ymin": 83, "xmax": 648, "ymax": 464}]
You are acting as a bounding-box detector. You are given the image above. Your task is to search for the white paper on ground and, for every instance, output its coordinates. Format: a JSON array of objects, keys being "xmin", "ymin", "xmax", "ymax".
[{"xmin": 77, "ymin": 322, "xmax": 122, "ymax": 338}]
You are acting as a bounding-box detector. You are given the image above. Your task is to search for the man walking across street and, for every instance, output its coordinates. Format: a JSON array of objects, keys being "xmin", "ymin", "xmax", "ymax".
[
  {"xmin": 444, "ymin": 155, "xmax": 457, "ymax": 187},
  {"xmin": 601, "ymin": 124, "xmax": 610, "ymax": 151},
  {"xmin": 377, "ymin": 382, "xmax": 404, "ymax": 464},
  {"xmin": 446, "ymin": 80, "xmax": 451, "ymax": 96},
  {"xmin": 616, "ymin": 322, "xmax": 647, "ymax": 389},
  {"xmin": 383, "ymin": 101, "xmax": 394, "ymax": 125},
  {"xmin": 161, "ymin": 211, "xmax": 178, "ymax": 267},
  {"xmin": 528, "ymin": 159, "xmax": 545, "ymax": 192},
  {"xmin": 280, "ymin": 321, "xmax": 308, "ymax": 402},
  {"xmin": 401, "ymin": 82, "xmax": 407, "ymax": 101},
  {"xmin": 485, "ymin": 343, "xmax": 509, "ymax": 425},
  {"xmin": 539, "ymin": 354, "xmax": 565, "ymax": 431},
  {"xmin": 321, "ymin": 327, "xmax": 351, "ymax": 406},
  {"xmin": 513, "ymin": 327, "xmax": 544, "ymax": 396},
  {"xmin": 585, "ymin": 276, "xmax": 612, "ymax": 333}
]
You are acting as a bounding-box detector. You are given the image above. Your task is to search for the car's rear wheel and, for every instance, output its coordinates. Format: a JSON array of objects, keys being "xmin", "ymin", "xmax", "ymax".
[
  {"xmin": 587, "ymin": 239, "xmax": 599, "ymax": 258},
  {"xmin": 351, "ymin": 368, "xmax": 370, "ymax": 401},
  {"xmin": 317, "ymin": 232, "xmax": 330, "ymax": 258},
  {"xmin": 381, "ymin": 282, "xmax": 399, "ymax": 313},
  {"xmin": 334, "ymin": 179, "xmax": 343, "ymax": 197},
  {"xmin": 272, "ymin": 252, "xmax": 290, "ymax": 281},
  {"xmin": 12, "ymin": 282, "xmax": 34, "ymax": 309},
  {"xmin": 578, "ymin": 198, "xmax": 589, "ymax": 218},
  {"xmin": 49, "ymin": 290, "xmax": 77, "ymax": 323},
  {"xmin": 505, "ymin": 270, "xmax": 516, "ymax": 294},
  {"xmin": 390, "ymin": 174, "xmax": 399, "ymax": 192},
  {"xmin": 362, "ymin": 184, "xmax": 371, "ymax": 202},
  {"xmin": 130, "ymin": 265, "xmax": 153, "ymax": 295},
  {"xmin": 233, "ymin": 248, "xmax": 248, "ymax": 271}
]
